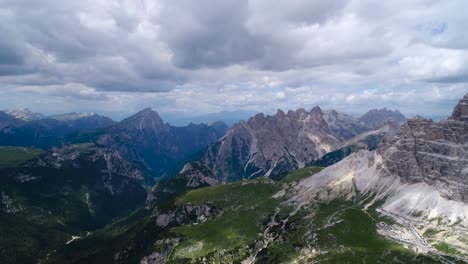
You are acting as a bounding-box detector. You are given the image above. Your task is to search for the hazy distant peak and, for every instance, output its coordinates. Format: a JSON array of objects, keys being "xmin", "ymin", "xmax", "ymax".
[
  {"xmin": 49, "ymin": 112, "xmax": 98, "ymax": 121},
  {"xmin": 116, "ymin": 107, "xmax": 167, "ymax": 133},
  {"xmin": 359, "ymin": 107, "xmax": 406, "ymax": 129},
  {"xmin": 5, "ymin": 108, "xmax": 45, "ymax": 121}
]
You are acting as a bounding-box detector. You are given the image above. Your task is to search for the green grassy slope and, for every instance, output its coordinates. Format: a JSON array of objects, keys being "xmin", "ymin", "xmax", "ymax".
[
  {"xmin": 172, "ymin": 178, "xmax": 283, "ymax": 260},
  {"xmin": 0, "ymin": 146, "xmax": 44, "ymax": 168},
  {"xmin": 47, "ymin": 165, "xmax": 455, "ymax": 263}
]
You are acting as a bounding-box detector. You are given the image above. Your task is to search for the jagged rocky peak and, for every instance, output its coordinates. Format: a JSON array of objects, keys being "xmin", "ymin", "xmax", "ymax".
[
  {"xmin": 308, "ymin": 106, "xmax": 326, "ymax": 125},
  {"xmin": 5, "ymin": 108, "xmax": 44, "ymax": 121},
  {"xmin": 359, "ymin": 107, "xmax": 406, "ymax": 129},
  {"xmin": 379, "ymin": 94, "xmax": 468, "ymax": 202},
  {"xmin": 291, "ymin": 93, "xmax": 468, "ymax": 234},
  {"xmin": 203, "ymin": 106, "xmax": 344, "ymax": 182},
  {"xmin": 116, "ymin": 107, "xmax": 167, "ymax": 132},
  {"xmin": 450, "ymin": 93, "xmax": 468, "ymax": 122}
]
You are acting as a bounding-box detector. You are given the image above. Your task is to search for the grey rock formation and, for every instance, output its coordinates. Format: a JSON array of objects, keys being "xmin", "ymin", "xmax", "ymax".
[
  {"xmin": 203, "ymin": 107, "xmax": 343, "ymax": 182},
  {"xmin": 147, "ymin": 161, "xmax": 217, "ymax": 206},
  {"xmin": 359, "ymin": 107, "xmax": 406, "ymax": 129},
  {"xmin": 451, "ymin": 94, "xmax": 468, "ymax": 122},
  {"xmin": 379, "ymin": 94, "xmax": 468, "ymax": 202},
  {"xmin": 323, "ymin": 109, "xmax": 370, "ymax": 140},
  {"xmin": 311, "ymin": 121, "xmax": 399, "ymax": 167},
  {"xmin": 155, "ymin": 204, "xmax": 217, "ymax": 228}
]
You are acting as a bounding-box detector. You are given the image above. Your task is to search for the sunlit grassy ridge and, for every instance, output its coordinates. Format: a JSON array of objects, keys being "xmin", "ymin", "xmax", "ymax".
[
  {"xmin": 279, "ymin": 166, "xmax": 323, "ymax": 183},
  {"xmin": 173, "ymin": 178, "xmax": 283, "ymax": 259},
  {"xmin": 0, "ymin": 146, "xmax": 43, "ymax": 168}
]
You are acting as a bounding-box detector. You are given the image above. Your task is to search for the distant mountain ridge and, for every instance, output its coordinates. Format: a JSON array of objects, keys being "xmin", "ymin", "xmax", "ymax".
[
  {"xmin": 3, "ymin": 108, "xmax": 45, "ymax": 121},
  {"xmin": 359, "ymin": 107, "xmax": 406, "ymax": 128},
  {"xmin": 0, "ymin": 111, "xmax": 116, "ymax": 148},
  {"xmin": 97, "ymin": 108, "xmax": 228, "ymax": 178}
]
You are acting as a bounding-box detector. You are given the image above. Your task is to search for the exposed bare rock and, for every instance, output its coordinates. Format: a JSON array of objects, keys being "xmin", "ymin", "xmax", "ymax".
[
  {"xmin": 450, "ymin": 94, "xmax": 468, "ymax": 122},
  {"xmin": 323, "ymin": 109, "xmax": 370, "ymax": 140},
  {"xmin": 203, "ymin": 107, "xmax": 343, "ymax": 182},
  {"xmin": 140, "ymin": 239, "xmax": 180, "ymax": 264},
  {"xmin": 155, "ymin": 204, "xmax": 217, "ymax": 227},
  {"xmin": 291, "ymin": 93, "xmax": 468, "ymax": 225},
  {"xmin": 311, "ymin": 121, "xmax": 399, "ymax": 167},
  {"xmin": 147, "ymin": 162, "xmax": 217, "ymax": 206},
  {"xmin": 380, "ymin": 96, "xmax": 468, "ymax": 202},
  {"xmin": 180, "ymin": 162, "xmax": 218, "ymax": 187}
]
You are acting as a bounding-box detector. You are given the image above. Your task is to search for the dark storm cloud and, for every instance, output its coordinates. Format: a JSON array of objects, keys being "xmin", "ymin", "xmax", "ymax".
[{"xmin": 158, "ymin": 0, "xmax": 265, "ymax": 69}]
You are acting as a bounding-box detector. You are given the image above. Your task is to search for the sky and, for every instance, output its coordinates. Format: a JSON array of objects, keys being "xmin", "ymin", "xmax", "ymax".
[{"xmin": 0, "ymin": 0, "xmax": 467, "ymax": 120}]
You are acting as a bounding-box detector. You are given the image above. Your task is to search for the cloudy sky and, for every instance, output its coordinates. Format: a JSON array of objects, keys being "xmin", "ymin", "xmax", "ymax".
[{"xmin": 0, "ymin": 0, "xmax": 467, "ymax": 120}]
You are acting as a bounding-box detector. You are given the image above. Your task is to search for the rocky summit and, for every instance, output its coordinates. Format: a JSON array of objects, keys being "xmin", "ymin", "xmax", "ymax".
[
  {"xmin": 203, "ymin": 106, "xmax": 367, "ymax": 182},
  {"xmin": 98, "ymin": 108, "xmax": 227, "ymax": 178},
  {"xmin": 380, "ymin": 94, "xmax": 468, "ymax": 202},
  {"xmin": 289, "ymin": 93, "xmax": 468, "ymax": 260}
]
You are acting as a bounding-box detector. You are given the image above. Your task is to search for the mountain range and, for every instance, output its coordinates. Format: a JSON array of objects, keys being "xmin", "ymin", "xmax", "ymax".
[
  {"xmin": 37, "ymin": 93, "xmax": 467, "ymax": 263},
  {"xmin": 7, "ymin": 96, "xmax": 468, "ymax": 263}
]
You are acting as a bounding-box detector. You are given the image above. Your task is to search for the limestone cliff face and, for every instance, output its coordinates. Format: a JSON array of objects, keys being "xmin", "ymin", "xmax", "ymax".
[
  {"xmin": 203, "ymin": 107, "xmax": 344, "ymax": 182},
  {"xmin": 290, "ymin": 94, "xmax": 468, "ymax": 225},
  {"xmin": 379, "ymin": 94, "xmax": 468, "ymax": 202}
]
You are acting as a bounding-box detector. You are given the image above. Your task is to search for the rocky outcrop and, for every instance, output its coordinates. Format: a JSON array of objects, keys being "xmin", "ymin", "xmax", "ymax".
[
  {"xmin": 155, "ymin": 204, "xmax": 218, "ymax": 228},
  {"xmin": 291, "ymin": 93, "xmax": 468, "ymax": 225},
  {"xmin": 311, "ymin": 121, "xmax": 400, "ymax": 167},
  {"xmin": 203, "ymin": 107, "xmax": 343, "ymax": 182},
  {"xmin": 359, "ymin": 107, "xmax": 406, "ymax": 129},
  {"xmin": 147, "ymin": 162, "xmax": 217, "ymax": 207},
  {"xmin": 323, "ymin": 110, "xmax": 370, "ymax": 140},
  {"xmin": 380, "ymin": 95, "xmax": 468, "ymax": 202},
  {"xmin": 451, "ymin": 94, "xmax": 468, "ymax": 122}
]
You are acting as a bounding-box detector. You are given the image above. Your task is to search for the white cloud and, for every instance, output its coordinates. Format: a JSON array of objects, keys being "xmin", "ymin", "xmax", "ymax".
[{"xmin": 0, "ymin": 0, "xmax": 467, "ymax": 118}]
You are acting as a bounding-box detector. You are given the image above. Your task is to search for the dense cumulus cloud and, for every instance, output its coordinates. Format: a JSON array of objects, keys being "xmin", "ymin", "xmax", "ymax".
[{"xmin": 0, "ymin": 0, "xmax": 467, "ymax": 118}]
